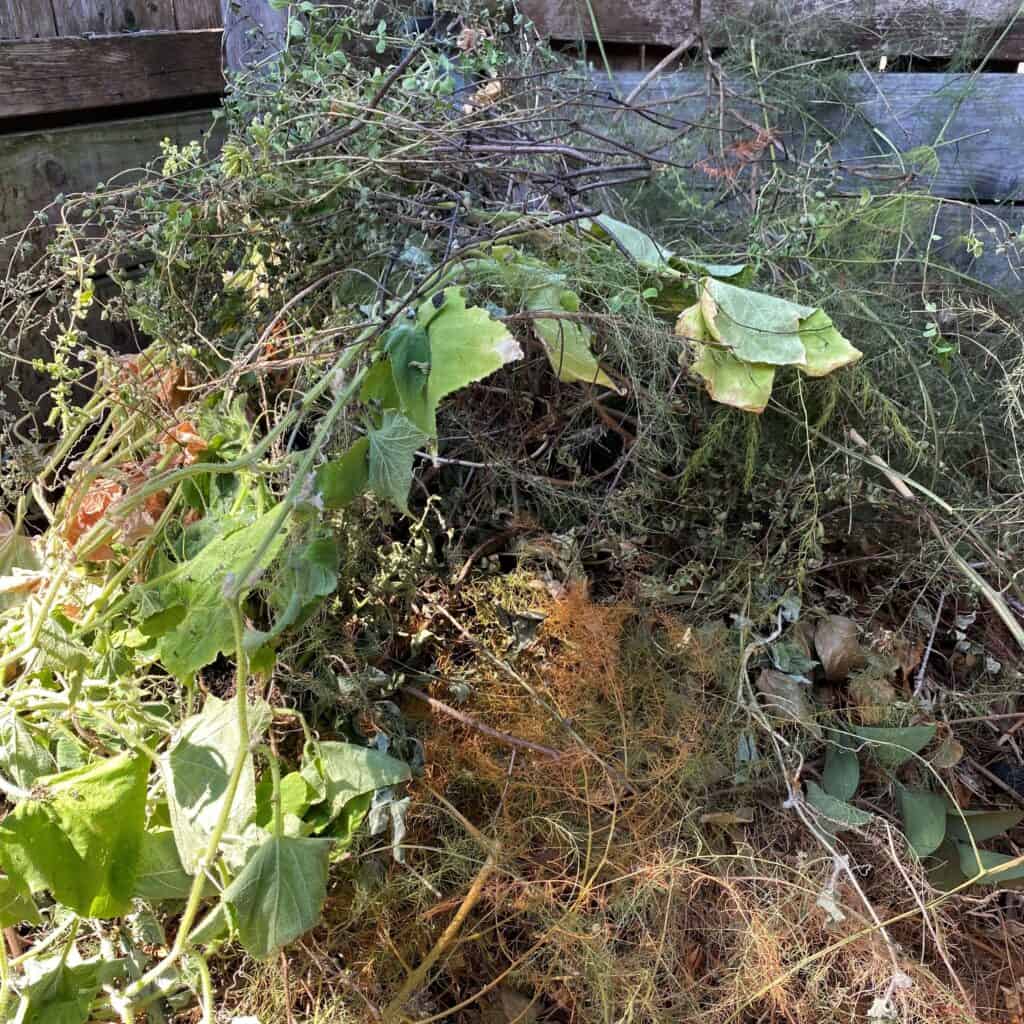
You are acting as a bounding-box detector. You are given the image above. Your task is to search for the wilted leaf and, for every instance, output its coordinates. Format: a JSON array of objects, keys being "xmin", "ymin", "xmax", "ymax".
[
  {"xmin": 0, "ymin": 513, "xmax": 41, "ymax": 612},
  {"xmin": 946, "ymin": 808, "xmax": 1024, "ymax": 843},
  {"xmin": 755, "ymin": 669, "xmax": 821, "ymax": 738},
  {"xmin": 0, "ymin": 754, "xmax": 149, "ymax": 917},
  {"xmin": 675, "ymin": 302, "xmax": 708, "ymax": 342},
  {"xmin": 849, "ymin": 723, "xmax": 936, "ymax": 769},
  {"xmin": 367, "ymin": 410, "xmax": 427, "ymax": 514},
  {"xmin": 896, "ymin": 786, "xmax": 947, "ymax": 857},
  {"xmin": 805, "ymin": 780, "xmax": 873, "ymax": 830},
  {"xmin": 301, "ymin": 740, "xmax": 411, "ymax": 821},
  {"xmin": 62, "ymin": 477, "xmax": 123, "ymax": 561},
  {"xmin": 814, "ymin": 616, "xmax": 865, "ymax": 682},
  {"xmin": 929, "ymin": 734, "xmax": 964, "ymax": 769},
  {"xmin": 700, "ymin": 807, "xmax": 755, "ymax": 827},
  {"xmin": 798, "ymin": 309, "xmax": 863, "ymax": 377},
  {"xmin": 222, "ymin": 834, "xmax": 333, "ymax": 959},
  {"xmin": 770, "ymin": 639, "xmax": 818, "ymax": 677},
  {"xmin": 848, "ymin": 670, "xmax": 898, "ymax": 725},
  {"xmin": 822, "ymin": 733, "xmax": 860, "ymax": 801}
]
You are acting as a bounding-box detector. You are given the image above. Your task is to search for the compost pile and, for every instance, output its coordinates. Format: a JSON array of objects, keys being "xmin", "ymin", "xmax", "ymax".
[{"xmin": 0, "ymin": 3, "xmax": 1023, "ymax": 1022}]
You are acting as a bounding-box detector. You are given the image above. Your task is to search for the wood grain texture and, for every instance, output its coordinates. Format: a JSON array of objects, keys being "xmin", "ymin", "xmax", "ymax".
[
  {"xmin": 221, "ymin": 0, "xmax": 287, "ymax": 71},
  {"xmin": 597, "ymin": 71, "xmax": 1024, "ymax": 202},
  {"xmin": 175, "ymin": 0, "xmax": 222, "ymax": 30},
  {"xmin": 0, "ymin": 30, "xmax": 224, "ymax": 120},
  {"xmin": 522, "ymin": 0, "xmax": 1024, "ymax": 60},
  {"xmin": 0, "ymin": 108, "xmax": 219, "ymax": 265},
  {"xmin": 0, "ymin": 1, "xmax": 56, "ymax": 39},
  {"xmin": 51, "ymin": 0, "xmax": 175, "ymax": 35}
]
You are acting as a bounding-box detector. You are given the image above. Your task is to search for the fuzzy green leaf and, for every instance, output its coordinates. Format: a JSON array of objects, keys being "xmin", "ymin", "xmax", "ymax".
[
  {"xmin": 384, "ymin": 321, "xmax": 432, "ymax": 429},
  {"xmin": 15, "ymin": 955, "xmax": 128, "ymax": 1024},
  {"xmin": 134, "ymin": 828, "xmax": 200, "ymax": 902},
  {"xmin": 160, "ymin": 695, "xmax": 271, "ymax": 874},
  {"xmin": 367, "ymin": 410, "xmax": 427, "ymax": 514},
  {"xmin": 0, "ymin": 872, "xmax": 40, "ymax": 928},
  {"xmin": 805, "ymin": 780, "xmax": 873, "ymax": 831},
  {"xmin": 315, "ymin": 437, "xmax": 369, "ymax": 508},
  {"xmin": 849, "ymin": 724, "xmax": 936, "ymax": 769},
  {"xmin": 0, "ymin": 753, "xmax": 148, "ymax": 917},
  {"xmin": 142, "ymin": 505, "xmax": 288, "ymax": 680},
  {"xmin": 222, "ymin": 834, "xmax": 333, "ymax": 959},
  {"xmin": 897, "ymin": 786, "xmax": 947, "ymax": 857}
]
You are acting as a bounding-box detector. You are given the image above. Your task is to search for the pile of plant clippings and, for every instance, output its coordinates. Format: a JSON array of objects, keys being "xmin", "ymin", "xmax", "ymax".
[{"xmin": 1, "ymin": 3, "xmax": 1023, "ymax": 1022}]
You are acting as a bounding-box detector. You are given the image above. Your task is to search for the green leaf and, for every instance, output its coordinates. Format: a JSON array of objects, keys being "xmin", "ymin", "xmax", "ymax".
[
  {"xmin": 527, "ymin": 284, "xmax": 620, "ymax": 392},
  {"xmin": 315, "ymin": 437, "xmax": 370, "ymax": 508},
  {"xmin": 805, "ymin": 780, "xmax": 873, "ymax": 831},
  {"xmin": 701, "ymin": 278, "xmax": 813, "ymax": 366},
  {"xmin": 254, "ymin": 771, "xmax": 314, "ymax": 829},
  {"xmin": 946, "ymin": 808, "xmax": 1024, "ymax": 843},
  {"xmin": 384, "ymin": 321, "xmax": 432, "ymax": 429},
  {"xmin": 822, "ymin": 736, "xmax": 860, "ymax": 802},
  {"xmin": 15, "ymin": 955, "xmax": 128, "ymax": 1024},
  {"xmin": 896, "ymin": 786, "xmax": 947, "ymax": 857},
  {"xmin": 690, "ymin": 343, "xmax": 776, "ymax": 414},
  {"xmin": 142, "ymin": 504, "xmax": 289, "ymax": 680},
  {"xmin": 360, "ymin": 357, "xmax": 401, "ymax": 409},
  {"xmin": 133, "ymin": 828, "xmax": 198, "ymax": 902},
  {"xmin": 222, "ymin": 834, "xmax": 333, "ymax": 959},
  {"xmin": 0, "ymin": 753, "xmax": 148, "ymax": 917},
  {"xmin": 367, "ymin": 410, "xmax": 426, "ymax": 514},
  {"xmin": 849, "ymin": 724, "xmax": 936, "ymax": 769},
  {"xmin": 927, "ymin": 838, "xmax": 969, "ymax": 891},
  {"xmin": 957, "ymin": 843, "xmax": 1024, "ymax": 885},
  {"xmin": 301, "ymin": 740, "xmax": 410, "ymax": 821},
  {"xmin": 798, "ymin": 309, "xmax": 863, "ymax": 377},
  {"xmin": 160, "ymin": 695, "xmax": 271, "ymax": 873},
  {"xmin": 0, "ymin": 512, "xmax": 40, "ymax": 612},
  {"xmin": 413, "ymin": 286, "xmax": 522, "ymax": 436},
  {"xmin": 0, "ymin": 872, "xmax": 40, "ymax": 928},
  {"xmin": 583, "ymin": 214, "xmax": 677, "ymax": 274},
  {"xmin": 0, "ymin": 710, "xmax": 55, "ymax": 789}
]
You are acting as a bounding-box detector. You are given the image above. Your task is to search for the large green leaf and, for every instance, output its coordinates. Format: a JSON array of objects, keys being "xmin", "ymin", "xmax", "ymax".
[
  {"xmin": 583, "ymin": 214, "xmax": 677, "ymax": 274},
  {"xmin": 691, "ymin": 344, "xmax": 776, "ymax": 414},
  {"xmin": 14, "ymin": 954, "xmax": 127, "ymax": 1024},
  {"xmin": 896, "ymin": 786, "xmax": 947, "ymax": 857},
  {"xmin": 384, "ymin": 321, "xmax": 432, "ymax": 429},
  {"xmin": 160, "ymin": 695, "xmax": 271, "ymax": 874},
  {"xmin": 0, "ymin": 710, "xmax": 55, "ymax": 789},
  {"xmin": 946, "ymin": 808, "xmax": 1024, "ymax": 843},
  {"xmin": 222, "ymin": 834, "xmax": 333, "ymax": 959},
  {"xmin": 701, "ymin": 278, "xmax": 813, "ymax": 366},
  {"xmin": 849, "ymin": 724, "xmax": 936, "ymax": 770},
  {"xmin": 805, "ymin": 780, "xmax": 873, "ymax": 831},
  {"xmin": 367, "ymin": 410, "xmax": 426, "ymax": 514},
  {"xmin": 0, "ymin": 753, "xmax": 148, "ymax": 917},
  {"xmin": 822, "ymin": 735, "xmax": 860, "ymax": 802},
  {"xmin": 142, "ymin": 505, "xmax": 289, "ymax": 680},
  {"xmin": 315, "ymin": 437, "xmax": 370, "ymax": 508},
  {"xmin": 301, "ymin": 740, "xmax": 411, "ymax": 821},
  {"xmin": 412, "ymin": 286, "xmax": 522, "ymax": 436}
]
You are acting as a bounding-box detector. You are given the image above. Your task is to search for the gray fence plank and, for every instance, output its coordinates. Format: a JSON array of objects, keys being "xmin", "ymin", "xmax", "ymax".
[
  {"xmin": 0, "ymin": 1, "xmax": 57, "ymax": 40},
  {"xmin": 522, "ymin": 0, "xmax": 1024, "ymax": 61}
]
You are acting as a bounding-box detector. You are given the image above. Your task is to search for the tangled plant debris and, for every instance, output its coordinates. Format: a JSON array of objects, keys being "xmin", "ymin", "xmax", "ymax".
[{"xmin": 1, "ymin": 2, "xmax": 1024, "ymax": 1022}]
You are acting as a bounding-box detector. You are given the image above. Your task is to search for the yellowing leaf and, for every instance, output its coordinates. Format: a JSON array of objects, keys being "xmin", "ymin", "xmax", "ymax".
[
  {"xmin": 691, "ymin": 344, "xmax": 775, "ymax": 414},
  {"xmin": 798, "ymin": 309, "xmax": 863, "ymax": 377}
]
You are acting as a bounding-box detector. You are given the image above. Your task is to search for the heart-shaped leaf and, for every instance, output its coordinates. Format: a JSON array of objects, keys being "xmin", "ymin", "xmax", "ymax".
[
  {"xmin": 896, "ymin": 786, "xmax": 947, "ymax": 857},
  {"xmin": 805, "ymin": 780, "xmax": 873, "ymax": 831}
]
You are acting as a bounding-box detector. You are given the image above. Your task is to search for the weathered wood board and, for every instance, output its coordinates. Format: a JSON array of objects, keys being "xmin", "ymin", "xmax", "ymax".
[
  {"xmin": 592, "ymin": 71, "xmax": 1024, "ymax": 203},
  {"xmin": 0, "ymin": 30, "xmax": 223, "ymax": 120},
  {"xmin": 0, "ymin": 1, "xmax": 56, "ymax": 39},
  {"xmin": 0, "ymin": 109, "xmax": 219, "ymax": 266},
  {"xmin": 522, "ymin": 0, "xmax": 1024, "ymax": 60},
  {"xmin": 220, "ymin": 0, "xmax": 288, "ymax": 72},
  {"xmin": 0, "ymin": 0, "xmax": 223, "ymax": 38}
]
